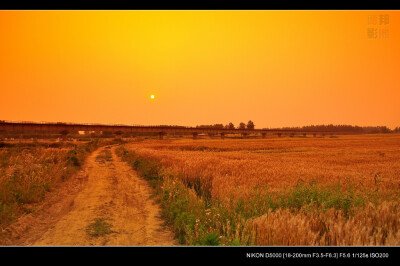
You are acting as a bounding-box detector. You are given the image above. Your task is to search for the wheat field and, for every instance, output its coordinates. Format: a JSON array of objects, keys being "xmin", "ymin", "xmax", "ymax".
[{"xmin": 119, "ymin": 134, "xmax": 400, "ymax": 245}]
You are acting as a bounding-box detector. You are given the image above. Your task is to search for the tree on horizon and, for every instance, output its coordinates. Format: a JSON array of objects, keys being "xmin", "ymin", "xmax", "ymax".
[{"xmin": 247, "ymin": 120, "xmax": 255, "ymax": 130}]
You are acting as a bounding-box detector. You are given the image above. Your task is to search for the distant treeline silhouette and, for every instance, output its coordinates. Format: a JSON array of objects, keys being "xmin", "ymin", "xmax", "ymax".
[
  {"xmin": 196, "ymin": 121, "xmax": 255, "ymax": 130},
  {"xmin": 196, "ymin": 122, "xmax": 398, "ymax": 133},
  {"xmin": 268, "ymin": 124, "xmax": 393, "ymax": 133}
]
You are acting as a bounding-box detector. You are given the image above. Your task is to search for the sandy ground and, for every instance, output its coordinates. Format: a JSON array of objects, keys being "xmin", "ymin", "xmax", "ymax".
[{"xmin": 1, "ymin": 145, "xmax": 177, "ymax": 246}]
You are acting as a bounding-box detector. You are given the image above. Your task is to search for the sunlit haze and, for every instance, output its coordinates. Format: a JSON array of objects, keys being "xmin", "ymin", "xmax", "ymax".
[{"xmin": 1, "ymin": 10, "xmax": 399, "ymax": 128}]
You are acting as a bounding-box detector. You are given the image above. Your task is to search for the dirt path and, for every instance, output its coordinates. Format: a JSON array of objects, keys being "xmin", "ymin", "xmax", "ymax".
[{"xmin": 4, "ymin": 145, "xmax": 177, "ymax": 246}]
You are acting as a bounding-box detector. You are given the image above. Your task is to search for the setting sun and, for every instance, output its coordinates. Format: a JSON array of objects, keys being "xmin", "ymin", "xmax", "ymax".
[{"xmin": 150, "ymin": 94, "xmax": 155, "ymax": 99}]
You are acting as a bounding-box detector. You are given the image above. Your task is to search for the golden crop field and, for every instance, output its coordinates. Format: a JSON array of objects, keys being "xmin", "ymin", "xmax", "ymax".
[{"xmin": 118, "ymin": 134, "xmax": 400, "ymax": 246}]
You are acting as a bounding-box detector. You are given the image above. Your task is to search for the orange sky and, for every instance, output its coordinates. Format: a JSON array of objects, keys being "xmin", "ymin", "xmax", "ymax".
[{"xmin": 0, "ymin": 10, "xmax": 399, "ymax": 128}]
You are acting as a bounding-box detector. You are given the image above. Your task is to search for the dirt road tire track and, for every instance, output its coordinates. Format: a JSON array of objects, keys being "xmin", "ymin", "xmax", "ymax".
[{"xmin": 1, "ymin": 145, "xmax": 177, "ymax": 246}]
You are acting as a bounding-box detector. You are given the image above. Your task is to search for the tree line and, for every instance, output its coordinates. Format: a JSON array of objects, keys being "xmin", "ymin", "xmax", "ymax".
[
  {"xmin": 267, "ymin": 124, "xmax": 393, "ymax": 133},
  {"xmin": 196, "ymin": 120, "xmax": 255, "ymax": 130},
  {"xmin": 196, "ymin": 122, "xmax": 399, "ymax": 133}
]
